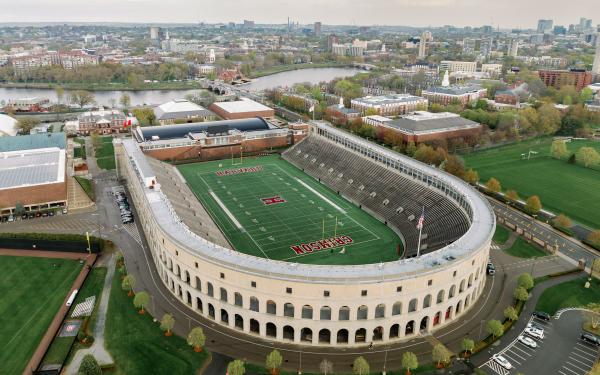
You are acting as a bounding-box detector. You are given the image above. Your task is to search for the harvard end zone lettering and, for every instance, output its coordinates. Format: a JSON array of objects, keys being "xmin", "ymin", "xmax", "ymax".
[
  {"xmin": 261, "ymin": 196, "xmax": 286, "ymax": 205},
  {"xmin": 290, "ymin": 235, "xmax": 354, "ymax": 255},
  {"xmin": 215, "ymin": 166, "xmax": 262, "ymax": 177}
]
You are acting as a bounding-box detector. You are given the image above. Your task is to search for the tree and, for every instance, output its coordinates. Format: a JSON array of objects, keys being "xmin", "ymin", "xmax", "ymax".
[
  {"xmin": 486, "ymin": 178, "xmax": 501, "ymax": 193},
  {"xmin": 486, "ymin": 319, "xmax": 504, "ymax": 339},
  {"xmin": 444, "ymin": 155, "xmax": 465, "ymax": 178},
  {"xmin": 505, "ymin": 190, "xmax": 520, "ymax": 203},
  {"xmin": 133, "ymin": 291, "xmax": 150, "ymax": 314},
  {"xmin": 227, "ymin": 360, "xmax": 246, "ymax": 375},
  {"xmin": 70, "ymin": 90, "xmax": 95, "ymax": 108},
  {"xmin": 518, "ymin": 272, "xmax": 534, "ymax": 290},
  {"xmin": 432, "ymin": 343, "xmax": 451, "ymax": 367},
  {"xmin": 550, "ymin": 140, "xmax": 568, "ymax": 159},
  {"xmin": 160, "ymin": 313, "xmax": 175, "ymax": 336},
  {"xmin": 461, "ymin": 337, "xmax": 475, "ymax": 357},
  {"xmin": 14, "ymin": 202, "xmax": 24, "ymax": 216},
  {"xmin": 401, "ymin": 351, "xmax": 418, "ymax": 375},
  {"xmin": 406, "ymin": 141, "xmax": 417, "ymax": 157},
  {"xmin": 353, "ymin": 356, "xmax": 370, "ymax": 375},
  {"xmin": 525, "ymin": 195, "xmax": 542, "ymax": 214},
  {"xmin": 464, "ymin": 169, "xmax": 479, "ymax": 185},
  {"xmin": 536, "ymin": 103, "xmax": 561, "ymax": 135},
  {"xmin": 119, "ymin": 93, "xmax": 131, "ymax": 109},
  {"xmin": 319, "ymin": 359, "xmax": 333, "ymax": 375},
  {"xmin": 553, "ymin": 213, "xmax": 572, "ymax": 229},
  {"xmin": 16, "ymin": 116, "xmax": 41, "ymax": 134},
  {"xmin": 587, "ymin": 230, "xmax": 600, "ymax": 246},
  {"xmin": 78, "ymin": 354, "xmax": 101, "ymax": 375},
  {"xmin": 132, "ymin": 107, "xmax": 156, "ymax": 126},
  {"xmin": 187, "ymin": 327, "xmax": 206, "ymax": 352},
  {"xmin": 504, "ymin": 306, "xmax": 519, "ymax": 321},
  {"xmin": 266, "ymin": 350, "xmax": 283, "ymax": 375},
  {"xmin": 576, "ymin": 147, "xmax": 600, "ymax": 168},
  {"xmin": 514, "ymin": 286, "xmax": 529, "ymax": 302},
  {"xmin": 580, "ymin": 87, "xmax": 594, "ymax": 103},
  {"xmin": 121, "ymin": 274, "xmax": 136, "ymax": 296}
]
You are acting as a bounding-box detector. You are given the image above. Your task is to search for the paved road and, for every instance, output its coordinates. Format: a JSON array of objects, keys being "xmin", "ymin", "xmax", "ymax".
[{"xmin": 488, "ymin": 198, "xmax": 598, "ymax": 271}]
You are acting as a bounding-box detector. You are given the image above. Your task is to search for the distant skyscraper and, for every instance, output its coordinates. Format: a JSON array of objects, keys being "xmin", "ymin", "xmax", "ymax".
[
  {"xmin": 150, "ymin": 26, "xmax": 161, "ymax": 40},
  {"xmin": 327, "ymin": 34, "xmax": 339, "ymax": 52},
  {"xmin": 508, "ymin": 39, "xmax": 519, "ymax": 57},
  {"xmin": 314, "ymin": 22, "xmax": 322, "ymax": 36},
  {"xmin": 537, "ymin": 19, "xmax": 553, "ymax": 34},
  {"xmin": 418, "ymin": 31, "xmax": 431, "ymax": 59},
  {"xmin": 592, "ymin": 35, "xmax": 600, "ymax": 76}
]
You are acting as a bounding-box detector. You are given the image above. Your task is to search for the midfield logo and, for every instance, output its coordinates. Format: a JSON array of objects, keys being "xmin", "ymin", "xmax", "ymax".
[{"xmin": 261, "ymin": 196, "xmax": 286, "ymax": 205}]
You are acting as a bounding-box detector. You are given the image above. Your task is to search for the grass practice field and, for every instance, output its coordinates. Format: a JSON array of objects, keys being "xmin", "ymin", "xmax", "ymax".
[
  {"xmin": 178, "ymin": 155, "xmax": 402, "ymax": 265},
  {"xmin": 464, "ymin": 138, "xmax": 600, "ymax": 228},
  {"xmin": 0, "ymin": 256, "xmax": 81, "ymax": 375}
]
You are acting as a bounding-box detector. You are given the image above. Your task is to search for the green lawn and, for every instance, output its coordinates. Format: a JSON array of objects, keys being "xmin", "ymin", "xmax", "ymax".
[
  {"xmin": 0, "ymin": 256, "xmax": 82, "ymax": 374},
  {"xmin": 95, "ymin": 137, "xmax": 116, "ymax": 170},
  {"xmin": 536, "ymin": 277, "xmax": 600, "ymax": 315},
  {"xmin": 74, "ymin": 176, "xmax": 95, "ymax": 201},
  {"xmin": 504, "ymin": 237, "xmax": 548, "ymax": 258},
  {"xmin": 105, "ymin": 268, "xmax": 208, "ymax": 375},
  {"xmin": 73, "ymin": 138, "xmax": 86, "ymax": 159},
  {"xmin": 177, "ymin": 155, "xmax": 402, "ymax": 265},
  {"xmin": 493, "ymin": 225, "xmax": 511, "ymax": 245},
  {"xmin": 464, "ymin": 138, "xmax": 600, "ymax": 228}
]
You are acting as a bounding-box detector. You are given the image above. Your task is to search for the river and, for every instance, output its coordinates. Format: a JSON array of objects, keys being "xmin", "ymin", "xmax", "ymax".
[{"xmin": 0, "ymin": 67, "xmax": 360, "ymax": 107}]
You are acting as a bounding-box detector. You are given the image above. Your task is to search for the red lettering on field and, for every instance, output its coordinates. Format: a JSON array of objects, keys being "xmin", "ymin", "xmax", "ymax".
[
  {"xmin": 289, "ymin": 235, "xmax": 354, "ymax": 256},
  {"xmin": 340, "ymin": 235, "xmax": 353, "ymax": 244},
  {"xmin": 261, "ymin": 196, "xmax": 286, "ymax": 205},
  {"xmin": 309, "ymin": 242, "xmax": 321, "ymax": 251},
  {"xmin": 290, "ymin": 245, "xmax": 304, "ymax": 255},
  {"xmin": 318, "ymin": 239, "xmax": 333, "ymax": 249},
  {"xmin": 301, "ymin": 244, "xmax": 313, "ymax": 253}
]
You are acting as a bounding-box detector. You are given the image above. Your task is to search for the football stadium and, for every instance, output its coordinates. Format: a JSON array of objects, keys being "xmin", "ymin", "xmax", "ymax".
[{"xmin": 117, "ymin": 120, "xmax": 495, "ymax": 346}]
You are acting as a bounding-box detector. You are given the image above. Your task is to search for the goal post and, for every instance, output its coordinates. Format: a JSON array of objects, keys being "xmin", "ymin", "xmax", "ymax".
[{"xmin": 231, "ymin": 145, "xmax": 244, "ymax": 166}]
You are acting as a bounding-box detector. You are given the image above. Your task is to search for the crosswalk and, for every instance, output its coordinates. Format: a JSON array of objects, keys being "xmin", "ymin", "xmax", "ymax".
[
  {"xmin": 71, "ymin": 296, "xmax": 96, "ymax": 318},
  {"xmin": 483, "ymin": 360, "xmax": 510, "ymax": 375},
  {"xmin": 122, "ymin": 222, "xmax": 142, "ymax": 246}
]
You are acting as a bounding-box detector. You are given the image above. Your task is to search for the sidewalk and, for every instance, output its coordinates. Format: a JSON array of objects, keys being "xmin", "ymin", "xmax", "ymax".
[{"xmin": 66, "ymin": 255, "xmax": 116, "ymax": 374}]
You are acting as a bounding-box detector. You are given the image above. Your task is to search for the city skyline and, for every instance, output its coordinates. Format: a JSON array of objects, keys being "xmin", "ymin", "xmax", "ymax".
[{"xmin": 0, "ymin": 0, "xmax": 598, "ymax": 29}]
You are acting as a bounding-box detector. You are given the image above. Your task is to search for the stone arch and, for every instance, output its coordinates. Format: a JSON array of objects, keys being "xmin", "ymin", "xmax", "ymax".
[
  {"xmin": 184, "ymin": 270, "xmax": 190, "ymax": 284},
  {"xmin": 357, "ymin": 305, "xmax": 368, "ymax": 320},
  {"xmin": 283, "ymin": 325, "xmax": 294, "ymax": 341},
  {"xmin": 390, "ymin": 323, "xmax": 400, "ymax": 338},
  {"xmin": 266, "ymin": 322, "xmax": 277, "ymax": 338},
  {"xmin": 301, "ymin": 327, "xmax": 313, "ymax": 342},
  {"xmin": 420, "ymin": 316, "xmax": 429, "ymax": 332},
  {"xmin": 468, "ymin": 274, "xmax": 474, "ymax": 287},
  {"xmin": 339, "ymin": 306, "xmax": 350, "ymax": 320},
  {"xmin": 234, "ymin": 292, "xmax": 243, "ymax": 307},
  {"xmin": 196, "ymin": 297, "xmax": 203, "ymax": 313},
  {"xmin": 195, "ymin": 276, "xmax": 202, "ymax": 291},
  {"xmin": 456, "ymin": 299, "xmax": 463, "ymax": 314},
  {"xmin": 221, "ymin": 309, "xmax": 229, "ymax": 324},
  {"xmin": 186, "ymin": 291, "xmax": 192, "ymax": 305},
  {"xmin": 249, "ymin": 318, "xmax": 260, "ymax": 334},
  {"xmin": 436, "ymin": 289, "xmax": 445, "ymax": 304},
  {"xmin": 337, "ymin": 329, "xmax": 349, "ymax": 344},
  {"xmin": 284, "ymin": 302, "xmax": 295, "ymax": 317},
  {"xmin": 234, "ymin": 314, "xmax": 243, "ymax": 330},
  {"xmin": 408, "ymin": 298, "xmax": 418, "ymax": 313},
  {"xmin": 423, "ymin": 294, "xmax": 432, "ymax": 309},
  {"xmin": 459, "ymin": 279, "xmax": 466, "ymax": 293},
  {"xmin": 433, "ymin": 311, "xmax": 442, "ymax": 326},
  {"xmin": 355, "ymin": 328, "xmax": 367, "ymax": 343},
  {"xmin": 449, "ymin": 285, "xmax": 456, "ymax": 298},
  {"xmin": 405, "ymin": 320, "xmax": 415, "ymax": 335},
  {"xmin": 319, "ymin": 328, "xmax": 331, "ymax": 344},
  {"xmin": 302, "ymin": 305, "xmax": 313, "ymax": 319},
  {"xmin": 266, "ymin": 300, "xmax": 277, "ymax": 315},
  {"xmin": 207, "ymin": 282, "xmax": 214, "ymax": 297},
  {"xmin": 220, "ymin": 287, "xmax": 228, "ymax": 303},
  {"xmin": 375, "ymin": 303, "xmax": 386, "ymax": 318},
  {"xmin": 373, "ymin": 326, "xmax": 384, "ymax": 341},
  {"xmin": 445, "ymin": 305, "xmax": 453, "ymax": 320},
  {"xmin": 208, "ymin": 303, "xmax": 215, "ymax": 319},
  {"xmin": 392, "ymin": 301, "xmax": 402, "ymax": 315},
  {"xmin": 250, "ymin": 296, "xmax": 259, "ymax": 312},
  {"xmin": 320, "ymin": 306, "xmax": 332, "ymax": 320}
]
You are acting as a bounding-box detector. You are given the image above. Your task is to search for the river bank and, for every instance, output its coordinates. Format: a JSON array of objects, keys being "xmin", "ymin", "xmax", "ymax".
[
  {"xmin": 249, "ymin": 62, "xmax": 347, "ymax": 78},
  {"xmin": 0, "ymin": 81, "xmax": 202, "ymax": 91}
]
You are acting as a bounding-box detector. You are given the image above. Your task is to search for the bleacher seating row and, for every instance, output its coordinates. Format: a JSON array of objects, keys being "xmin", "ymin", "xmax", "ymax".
[{"xmin": 282, "ymin": 135, "xmax": 470, "ymax": 257}]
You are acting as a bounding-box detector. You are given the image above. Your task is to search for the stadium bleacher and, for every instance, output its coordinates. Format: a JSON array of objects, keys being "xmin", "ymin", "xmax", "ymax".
[{"xmin": 283, "ymin": 135, "xmax": 470, "ymax": 257}]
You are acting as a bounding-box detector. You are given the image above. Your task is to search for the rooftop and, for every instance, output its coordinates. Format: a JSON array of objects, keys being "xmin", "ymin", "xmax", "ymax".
[
  {"xmin": 423, "ymin": 83, "xmax": 485, "ymax": 96},
  {"xmin": 386, "ymin": 111, "xmax": 481, "ymax": 133},
  {"xmin": 211, "ymin": 98, "xmax": 273, "ymax": 114},
  {"xmin": 0, "ymin": 147, "xmax": 65, "ymax": 190},
  {"xmin": 352, "ymin": 94, "xmax": 427, "ymax": 106},
  {"xmin": 154, "ymin": 99, "xmax": 213, "ymax": 120},
  {"xmin": 0, "ymin": 133, "xmax": 66, "ymax": 152},
  {"xmin": 0, "ymin": 114, "xmax": 17, "ymax": 137}
]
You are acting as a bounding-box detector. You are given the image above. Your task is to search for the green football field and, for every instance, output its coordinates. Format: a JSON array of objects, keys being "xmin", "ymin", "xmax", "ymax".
[
  {"xmin": 177, "ymin": 155, "xmax": 402, "ymax": 265},
  {"xmin": 0, "ymin": 256, "xmax": 81, "ymax": 375},
  {"xmin": 464, "ymin": 138, "xmax": 600, "ymax": 228}
]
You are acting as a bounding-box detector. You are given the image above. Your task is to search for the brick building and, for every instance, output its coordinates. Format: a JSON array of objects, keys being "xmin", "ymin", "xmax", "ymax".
[
  {"xmin": 325, "ymin": 105, "xmax": 361, "ymax": 125},
  {"xmin": 537, "ymin": 69, "xmax": 593, "ymax": 91},
  {"xmin": 421, "ymin": 84, "xmax": 487, "ymax": 107},
  {"xmin": 209, "ymin": 98, "xmax": 274, "ymax": 120},
  {"xmin": 351, "ymin": 94, "xmax": 428, "ymax": 116},
  {"xmin": 76, "ymin": 109, "xmax": 133, "ymax": 135}
]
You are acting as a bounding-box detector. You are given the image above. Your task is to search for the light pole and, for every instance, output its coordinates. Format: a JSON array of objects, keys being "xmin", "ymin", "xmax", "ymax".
[{"xmin": 479, "ymin": 319, "xmax": 486, "ymax": 341}]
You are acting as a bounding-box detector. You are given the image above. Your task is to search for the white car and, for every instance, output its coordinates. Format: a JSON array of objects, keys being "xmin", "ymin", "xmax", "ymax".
[
  {"xmin": 525, "ymin": 327, "xmax": 544, "ymax": 340},
  {"xmin": 518, "ymin": 335, "xmax": 538, "ymax": 348},
  {"xmin": 492, "ymin": 354, "xmax": 513, "ymax": 370}
]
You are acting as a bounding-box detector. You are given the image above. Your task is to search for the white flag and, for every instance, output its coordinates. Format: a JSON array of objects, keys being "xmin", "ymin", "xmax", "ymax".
[{"xmin": 309, "ymin": 105, "xmax": 315, "ymax": 113}]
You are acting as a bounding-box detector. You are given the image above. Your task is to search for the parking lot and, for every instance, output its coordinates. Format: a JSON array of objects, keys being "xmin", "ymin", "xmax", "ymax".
[{"xmin": 480, "ymin": 310, "xmax": 599, "ymax": 375}]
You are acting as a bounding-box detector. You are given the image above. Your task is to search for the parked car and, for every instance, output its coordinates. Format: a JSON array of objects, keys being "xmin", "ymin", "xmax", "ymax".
[
  {"xmin": 525, "ymin": 326, "xmax": 544, "ymax": 340},
  {"xmin": 532, "ymin": 311, "xmax": 551, "ymax": 321},
  {"xmin": 21, "ymin": 214, "xmax": 28, "ymax": 220},
  {"xmin": 8, "ymin": 215, "xmax": 14, "ymax": 222},
  {"xmin": 48, "ymin": 211, "xmax": 54, "ymax": 217},
  {"xmin": 62, "ymin": 208, "xmax": 68, "ymax": 214},
  {"xmin": 527, "ymin": 321, "xmax": 544, "ymax": 331},
  {"xmin": 580, "ymin": 332, "xmax": 600, "ymax": 346},
  {"xmin": 492, "ymin": 354, "xmax": 512, "ymax": 370},
  {"xmin": 28, "ymin": 213, "xmax": 35, "ymax": 219},
  {"xmin": 42, "ymin": 212, "xmax": 48, "ymax": 217},
  {"xmin": 518, "ymin": 335, "xmax": 538, "ymax": 348},
  {"xmin": 487, "ymin": 262, "xmax": 496, "ymax": 275}
]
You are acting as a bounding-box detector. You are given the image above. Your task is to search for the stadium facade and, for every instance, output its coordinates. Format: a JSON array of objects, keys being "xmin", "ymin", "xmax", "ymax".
[{"xmin": 116, "ymin": 121, "xmax": 495, "ymax": 346}]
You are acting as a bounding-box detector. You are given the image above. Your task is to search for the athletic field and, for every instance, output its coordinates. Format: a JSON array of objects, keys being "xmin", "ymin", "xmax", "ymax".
[
  {"xmin": 177, "ymin": 155, "xmax": 402, "ymax": 265},
  {"xmin": 464, "ymin": 138, "xmax": 600, "ymax": 228},
  {"xmin": 0, "ymin": 256, "xmax": 81, "ymax": 374}
]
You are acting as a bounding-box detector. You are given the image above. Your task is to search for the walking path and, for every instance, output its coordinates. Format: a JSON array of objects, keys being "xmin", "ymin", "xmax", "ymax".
[{"xmin": 66, "ymin": 255, "xmax": 116, "ymax": 374}]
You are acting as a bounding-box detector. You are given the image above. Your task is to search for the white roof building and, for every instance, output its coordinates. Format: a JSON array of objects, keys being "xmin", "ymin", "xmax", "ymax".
[{"xmin": 0, "ymin": 114, "xmax": 18, "ymax": 137}]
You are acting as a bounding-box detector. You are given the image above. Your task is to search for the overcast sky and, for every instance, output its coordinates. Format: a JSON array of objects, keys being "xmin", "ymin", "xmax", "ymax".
[{"xmin": 0, "ymin": 0, "xmax": 596, "ymax": 29}]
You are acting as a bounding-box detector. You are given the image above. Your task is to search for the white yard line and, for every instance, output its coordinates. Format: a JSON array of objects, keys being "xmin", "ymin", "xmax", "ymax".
[
  {"xmin": 209, "ymin": 190, "xmax": 243, "ymax": 230},
  {"xmin": 294, "ymin": 177, "xmax": 346, "ymax": 214}
]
